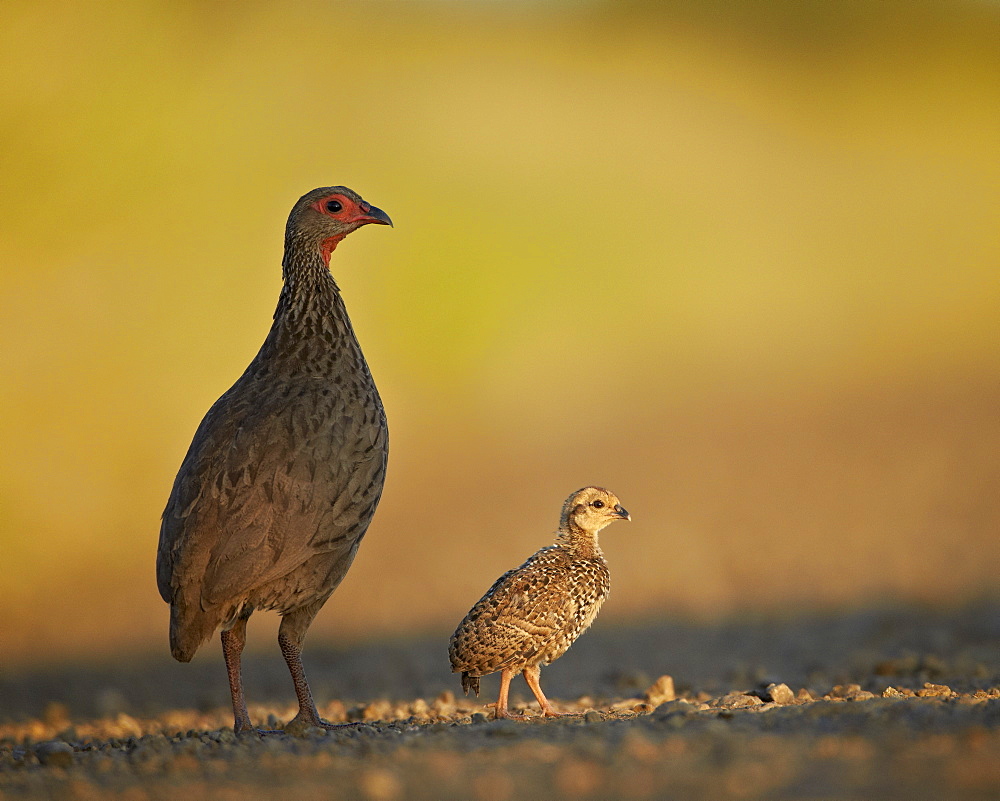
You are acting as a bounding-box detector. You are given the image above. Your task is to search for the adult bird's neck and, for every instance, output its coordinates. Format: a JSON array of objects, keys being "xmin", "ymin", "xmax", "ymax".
[
  {"xmin": 255, "ymin": 249, "xmax": 367, "ymax": 376},
  {"xmin": 276, "ymin": 251, "xmax": 344, "ymax": 323}
]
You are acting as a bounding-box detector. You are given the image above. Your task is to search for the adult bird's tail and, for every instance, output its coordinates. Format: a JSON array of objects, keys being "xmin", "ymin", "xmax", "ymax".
[{"xmin": 168, "ymin": 597, "xmax": 219, "ymax": 663}]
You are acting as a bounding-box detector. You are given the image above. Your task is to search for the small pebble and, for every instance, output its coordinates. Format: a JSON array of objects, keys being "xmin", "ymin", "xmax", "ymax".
[
  {"xmin": 828, "ymin": 684, "xmax": 875, "ymax": 701},
  {"xmin": 584, "ymin": 711, "xmax": 603, "ymax": 724},
  {"xmin": 763, "ymin": 683, "xmax": 795, "ymax": 705},
  {"xmin": 916, "ymin": 683, "xmax": 953, "ymax": 698},
  {"xmin": 714, "ymin": 692, "xmax": 763, "ymax": 710},
  {"xmin": 34, "ymin": 740, "xmax": 74, "ymax": 768},
  {"xmin": 649, "ymin": 700, "xmax": 691, "ymax": 725}
]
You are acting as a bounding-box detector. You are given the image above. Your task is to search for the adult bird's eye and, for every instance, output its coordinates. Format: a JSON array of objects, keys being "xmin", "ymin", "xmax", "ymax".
[
  {"xmin": 592, "ymin": 500, "xmax": 605, "ymax": 509},
  {"xmin": 326, "ymin": 200, "xmax": 343, "ymax": 213}
]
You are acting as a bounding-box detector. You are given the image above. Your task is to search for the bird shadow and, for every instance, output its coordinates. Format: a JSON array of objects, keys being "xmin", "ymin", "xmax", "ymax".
[{"xmin": 1, "ymin": 598, "xmax": 996, "ymax": 725}]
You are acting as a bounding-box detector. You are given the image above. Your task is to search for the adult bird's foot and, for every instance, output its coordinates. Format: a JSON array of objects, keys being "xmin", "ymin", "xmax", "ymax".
[
  {"xmin": 312, "ymin": 719, "xmax": 365, "ymax": 732},
  {"xmin": 283, "ymin": 713, "xmax": 364, "ymax": 735},
  {"xmin": 233, "ymin": 719, "xmax": 283, "ymax": 737}
]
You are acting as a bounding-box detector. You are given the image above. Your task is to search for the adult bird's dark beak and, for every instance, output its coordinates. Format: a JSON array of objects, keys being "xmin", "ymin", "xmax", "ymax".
[
  {"xmin": 614, "ymin": 504, "xmax": 631, "ymax": 521},
  {"xmin": 362, "ymin": 205, "xmax": 393, "ymax": 227}
]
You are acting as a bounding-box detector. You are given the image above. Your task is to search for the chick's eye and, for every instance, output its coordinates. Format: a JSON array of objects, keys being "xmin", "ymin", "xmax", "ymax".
[
  {"xmin": 591, "ymin": 500, "xmax": 605, "ymax": 509},
  {"xmin": 325, "ymin": 200, "xmax": 343, "ymax": 213}
]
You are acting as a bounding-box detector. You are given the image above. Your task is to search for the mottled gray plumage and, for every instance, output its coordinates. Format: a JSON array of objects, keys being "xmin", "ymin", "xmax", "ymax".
[
  {"xmin": 449, "ymin": 486, "xmax": 630, "ymax": 719},
  {"xmin": 156, "ymin": 186, "xmax": 391, "ymax": 734}
]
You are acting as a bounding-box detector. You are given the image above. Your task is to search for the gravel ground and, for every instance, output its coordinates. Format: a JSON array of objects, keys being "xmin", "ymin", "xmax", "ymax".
[{"xmin": 2, "ymin": 601, "xmax": 998, "ymax": 800}]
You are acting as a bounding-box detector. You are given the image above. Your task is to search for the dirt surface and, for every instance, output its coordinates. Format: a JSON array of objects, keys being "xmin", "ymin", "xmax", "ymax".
[{"xmin": 2, "ymin": 601, "xmax": 998, "ymax": 800}]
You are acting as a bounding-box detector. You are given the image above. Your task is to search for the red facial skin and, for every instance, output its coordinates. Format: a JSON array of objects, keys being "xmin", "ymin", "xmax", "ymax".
[{"xmin": 311, "ymin": 194, "xmax": 383, "ymax": 264}]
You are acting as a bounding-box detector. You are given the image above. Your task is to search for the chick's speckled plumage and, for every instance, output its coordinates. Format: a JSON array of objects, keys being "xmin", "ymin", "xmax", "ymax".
[{"xmin": 449, "ymin": 487, "xmax": 630, "ymax": 718}]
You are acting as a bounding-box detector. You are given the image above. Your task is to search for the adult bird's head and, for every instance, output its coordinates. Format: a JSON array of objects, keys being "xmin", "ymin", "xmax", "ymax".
[{"xmin": 285, "ymin": 186, "xmax": 392, "ymax": 267}]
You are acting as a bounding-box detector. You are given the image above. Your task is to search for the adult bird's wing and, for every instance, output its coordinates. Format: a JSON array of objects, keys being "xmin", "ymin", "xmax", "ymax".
[{"xmin": 157, "ymin": 376, "xmax": 387, "ymax": 610}]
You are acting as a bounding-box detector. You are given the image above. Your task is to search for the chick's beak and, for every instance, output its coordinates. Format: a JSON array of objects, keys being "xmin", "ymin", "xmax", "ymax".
[
  {"xmin": 359, "ymin": 203, "xmax": 393, "ymax": 227},
  {"xmin": 613, "ymin": 504, "xmax": 631, "ymax": 521}
]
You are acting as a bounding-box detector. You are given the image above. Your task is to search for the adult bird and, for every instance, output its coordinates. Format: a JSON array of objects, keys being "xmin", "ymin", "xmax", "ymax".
[
  {"xmin": 449, "ymin": 486, "xmax": 630, "ymax": 719},
  {"xmin": 156, "ymin": 186, "xmax": 391, "ymax": 734}
]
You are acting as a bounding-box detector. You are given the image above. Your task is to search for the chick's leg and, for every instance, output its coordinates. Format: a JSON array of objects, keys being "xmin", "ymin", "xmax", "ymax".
[
  {"xmin": 493, "ymin": 668, "xmax": 529, "ymax": 720},
  {"xmin": 523, "ymin": 664, "xmax": 567, "ymax": 717}
]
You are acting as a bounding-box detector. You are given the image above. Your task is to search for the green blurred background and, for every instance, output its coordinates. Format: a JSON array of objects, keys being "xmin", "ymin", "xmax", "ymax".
[{"xmin": 1, "ymin": 0, "xmax": 998, "ymax": 666}]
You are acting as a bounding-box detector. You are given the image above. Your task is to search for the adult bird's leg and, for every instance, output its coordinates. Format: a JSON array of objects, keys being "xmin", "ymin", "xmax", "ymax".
[
  {"xmin": 278, "ymin": 610, "xmax": 358, "ymax": 731},
  {"xmin": 493, "ymin": 668, "xmax": 529, "ymax": 720},
  {"xmin": 221, "ymin": 612, "xmax": 265, "ymax": 734},
  {"xmin": 522, "ymin": 664, "xmax": 567, "ymax": 717}
]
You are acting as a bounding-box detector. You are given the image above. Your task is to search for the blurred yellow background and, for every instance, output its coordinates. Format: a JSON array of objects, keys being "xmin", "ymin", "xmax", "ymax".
[{"xmin": 1, "ymin": 0, "xmax": 998, "ymax": 666}]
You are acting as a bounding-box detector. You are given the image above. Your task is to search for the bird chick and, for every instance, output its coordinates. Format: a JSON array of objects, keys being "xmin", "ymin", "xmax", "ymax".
[{"xmin": 449, "ymin": 486, "xmax": 630, "ymax": 719}]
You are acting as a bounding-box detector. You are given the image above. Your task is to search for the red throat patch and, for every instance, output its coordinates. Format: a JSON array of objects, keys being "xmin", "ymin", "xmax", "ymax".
[{"xmin": 320, "ymin": 234, "xmax": 346, "ymax": 264}]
